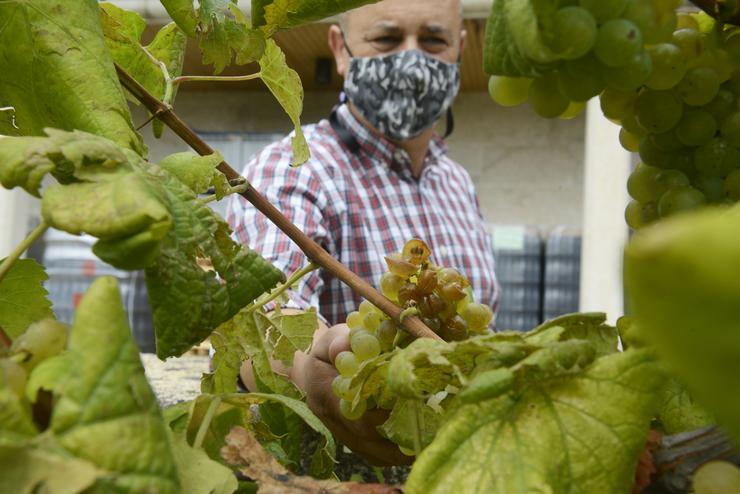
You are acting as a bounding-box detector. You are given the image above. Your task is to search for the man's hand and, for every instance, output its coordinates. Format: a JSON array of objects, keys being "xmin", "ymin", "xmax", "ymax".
[{"xmin": 290, "ymin": 324, "xmax": 413, "ymax": 467}]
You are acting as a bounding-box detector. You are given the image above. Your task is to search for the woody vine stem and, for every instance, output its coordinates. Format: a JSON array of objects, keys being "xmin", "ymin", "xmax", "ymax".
[{"xmin": 114, "ymin": 64, "xmax": 441, "ymax": 342}]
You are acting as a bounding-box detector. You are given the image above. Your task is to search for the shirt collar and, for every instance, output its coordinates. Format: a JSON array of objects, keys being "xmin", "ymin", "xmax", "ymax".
[{"xmin": 335, "ymin": 103, "xmax": 448, "ymax": 177}]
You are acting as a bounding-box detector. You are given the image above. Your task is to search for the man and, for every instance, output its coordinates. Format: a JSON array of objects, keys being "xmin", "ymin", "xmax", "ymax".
[{"xmin": 228, "ymin": 0, "xmax": 499, "ymax": 466}]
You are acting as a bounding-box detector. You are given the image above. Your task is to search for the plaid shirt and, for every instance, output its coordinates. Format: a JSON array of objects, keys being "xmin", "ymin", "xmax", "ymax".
[{"xmin": 228, "ymin": 104, "xmax": 499, "ymax": 326}]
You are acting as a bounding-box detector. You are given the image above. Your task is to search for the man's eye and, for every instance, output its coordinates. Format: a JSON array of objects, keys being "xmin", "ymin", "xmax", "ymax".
[
  {"xmin": 372, "ymin": 36, "xmax": 401, "ymax": 45},
  {"xmin": 422, "ymin": 37, "xmax": 448, "ymax": 46}
]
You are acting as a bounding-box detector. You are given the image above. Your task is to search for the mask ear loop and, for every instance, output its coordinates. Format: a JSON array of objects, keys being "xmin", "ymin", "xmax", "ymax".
[
  {"xmin": 443, "ymin": 52, "xmax": 462, "ymax": 140},
  {"xmin": 340, "ymin": 29, "xmax": 355, "ymax": 58}
]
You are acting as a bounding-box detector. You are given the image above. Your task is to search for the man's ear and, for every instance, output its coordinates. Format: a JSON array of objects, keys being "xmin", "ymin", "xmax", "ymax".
[{"xmin": 328, "ymin": 24, "xmax": 350, "ymax": 78}]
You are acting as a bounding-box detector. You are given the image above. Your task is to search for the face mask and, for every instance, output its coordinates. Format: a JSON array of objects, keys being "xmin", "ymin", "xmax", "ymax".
[{"xmin": 342, "ymin": 49, "xmax": 460, "ymax": 141}]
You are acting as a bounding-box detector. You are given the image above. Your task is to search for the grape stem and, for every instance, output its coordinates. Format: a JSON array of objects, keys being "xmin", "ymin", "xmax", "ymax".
[
  {"xmin": 0, "ymin": 220, "xmax": 49, "ymax": 284},
  {"xmin": 689, "ymin": 0, "xmax": 740, "ymax": 25},
  {"xmin": 115, "ymin": 64, "xmax": 442, "ymax": 342},
  {"xmin": 194, "ymin": 396, "xmax": 222, "ymax": 450},
  {"xmin": 247, "ymin": 262, "xmax": 320, "ymax": 313}
]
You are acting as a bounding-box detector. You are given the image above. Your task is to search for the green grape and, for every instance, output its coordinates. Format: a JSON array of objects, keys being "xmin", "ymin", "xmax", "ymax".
[
  {"xmin": 650, "ymin": 129, "xmax": 684, "ymax": 151},
  {"xmin": 488, "ymin": 76, "xmax": 532, "ymax": 107},
  {"xmin": 652, "ymin": 169, "xmax": 691, "ymax": 198},
  {"xmin": 350, "ymin": 331, "xmax": 381, "ymax": 361},
  {"xmin": 725, "ymin": 32, "xmax": 740, "ymax": 65},
  {"xmin": 720, "ymin": 111, "xmax": 740, "ymax": 147},
  {"xmin": 694, "ymin": 138, "xmax": 740, "ymax": 176},
  {"xmin": 658, "ymin": 186, "xmax": 706, "ymax": 217},
  {"xmin": 461, "ymin": 303, "xmax": 494, "ymax": 332},
  {"xmin": 334, "ymin": 351, "xmax": 360, "ymax": 377},
  {"xmin": 703, "ymin": 88, "xmax": 735, "ymax": 121},
  {"xmin": 622, "ymin": 0, "xmax": 657, "ymax": 39},
  {"xmin": 628, "ymin": 163, "xmax": 661, "ymax": 202},
  {"xmin": 696, "ymin": 49, "xmax": 733, "ymax": 83},
  {"xmin": 675, "ymin": 110, "xmax": 717, "ymax": 146},
  {"xmin": 578, "ymin": 0, "xmax": 626, "ymax": 23},
  {"xmin": 638, "ymin": 136, "xmax": 682, "ymax": 169},
  {"xmin": 693, "ymin": 174, "xmax": 725, "ymax": 203},
  {"xmin": 379, "ymin": 272, "xmax": 404, "ymax": 302},
  {"xmin": 600, "ymin": 87, "xmax": 638, "ymax": 120},
  {"xmin": 358, "ymin": 300, "xmax": 377, "ymax": 316},
  {"xmin": 675, "ymin": 13, "xmax": 699, "ymax": 31},
  {"xmin": 363, "ymin": 311, "xmax": 383, "ymax": 333},
  {"xmin": 646, "ymin": 0, "xmax": 678, "ymax": 44},
  {"xmin": 11, "ymin": 319, "xmax": 67, "ymax": 372},
  {"xmin": 346, "ymin": 311, "xmax": 363, "ymax": 330},
  {"xmin": 528, "ymin": 73, "xmax": 570, "ymax": 118},
  {"xmin": 619, "ymin": 128, "xmax": 641, "ymax": 152},
  {"xmin": 551, "ymin": 6, "xmax": 598, "ymax": 60},
  {"xmin": 558, "ymin": 101, "xmax": 587, "ymax": 119},
  {"xmin": 455, "ymin": 286, "xmax": 474, "ymax": 316},
  {"xmin": 437, "ymin": 267, "xmax": 465, "ymax": 285},
  {"xmin": 671, "ymin": 28, "xmax": 704, "ymax": 63},
  {"xmin": 723, "ymin": 168, "xmax": 740, "ymax": 201},
  {"xmin": 634, "ymin": 89, "xmax": 684, "ymax": 133},
  {"xmin": 676, "ymin": 67, "xmax": 721, "ymax": 106},
  {"xmin": 594, "ymin": 19, "xmax": 643, "ymax": 68},
  {"xmin": 376, "ymin": 320, "xmax": 398, "ymax": 352},
  {"xmin": 557, "ymin": 55, "xmax": 606, "ymax": 101},
  {"xmin": 601, "ymin": 50, "xmax": 652, "ymax": 91},
  {"xmin": 621, "ymin": 108, "xmax": 647, "ymax": 136},
  {"xmin": 331, "ymin": 375, "xmax": 355, "ymax": 400},
  {"xmin": 625, "ymin": 200, "xmax": 658, "ymax": 229},
  {"xmin": 0, "ymin": 359, "xmax": 28, "ymax": 399},
  {"xmin": 692, "ymin": 461, "xmax": 740, "ymax": 494},
  {"xmin": 339, "ymin": 398, "xmax": 367, "ymax": 420},
  {"xmin": 645, "ymin": 43, "xmax": 687, "ymax": 90}
]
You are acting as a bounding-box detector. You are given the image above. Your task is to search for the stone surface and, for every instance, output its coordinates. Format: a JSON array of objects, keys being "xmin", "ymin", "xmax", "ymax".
[{"xmin": 140, "ymin": 353, "xmax": 209, "ymax": 407}]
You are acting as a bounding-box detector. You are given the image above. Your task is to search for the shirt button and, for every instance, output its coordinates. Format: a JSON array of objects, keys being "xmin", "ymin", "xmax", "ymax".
[
  {"xmin": 438, "ymin": 246, "xmax": 448, "ymax": 257},
  {"xmin": 393, "ymin": 150, "xmax": 404, "ymax": 162}
]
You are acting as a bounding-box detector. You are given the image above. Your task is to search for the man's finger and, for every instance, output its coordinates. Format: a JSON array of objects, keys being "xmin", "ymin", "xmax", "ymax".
[{"xmin": 310, "ymin": 323, "xmax": 350, "ymax": 365}]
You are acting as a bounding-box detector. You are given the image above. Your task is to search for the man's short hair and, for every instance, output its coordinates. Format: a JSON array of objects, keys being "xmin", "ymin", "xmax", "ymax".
[{"xmin": 336, "ymin": 1, "xmax": 464, "ymax": 31}]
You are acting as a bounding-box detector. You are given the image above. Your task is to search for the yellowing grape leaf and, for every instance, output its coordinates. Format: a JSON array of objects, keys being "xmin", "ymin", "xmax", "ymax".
[
  {"xmin": 254, "ymin": 0, "xmax": 379, "ymax": 37},
  {"xmin": 49, "ymin": 277, "xmax": 181, "ymax": 493},
  {"xmin": 259, "ymin": 40, "xmax": 309, "ymax": 165},
  {"xmin": 0, "ymin": 0, "xmax": 146, "ymax": 154},
  {"xmin": 0, "ymin": 445, "xmax": 102, "ymax": 494},
  {"xmin": 406, "ymin": 349, "xmax": 666, "ymax": 494},
  {"xmin": 0, "ymin": 370, "xmax": 38, "ymax": 447},
  {"xmin": 160, "ymin": 0, "xmax": 199, "ymax": 37},
  {"xmin": 170, "ymin": 431, "xmax": 239, "ymax": 494},
  {"xmin": 0, "ymin": 259, "xmax": 53, "ymax": 340},
  {"xmin": 158, "ymin": 151, "xmax": 228, "ymax": 195},
  {"xmin": 624, "ymin": 204, "xmax": 740, "ymax": 445},
  {"xmin": 260, "ymin": 308, "xmax": 318, "ymax": 365},
  {"xmin": 659, "ymin": 378, "xmax": 714, "ymax": 435}
]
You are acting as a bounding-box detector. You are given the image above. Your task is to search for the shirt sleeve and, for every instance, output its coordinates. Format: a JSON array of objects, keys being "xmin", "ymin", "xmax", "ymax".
[{"xmin": 227, "ymin": 140, "xmax": 335, "ymax": 314}]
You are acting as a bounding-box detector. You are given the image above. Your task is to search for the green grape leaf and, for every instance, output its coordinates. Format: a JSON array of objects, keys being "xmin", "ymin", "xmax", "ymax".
[
  {"xmin": 254, "ymin": 0, "xmax": 379, "ymax": 37},
  {"xmin": 158, "ymin": 151, "xmax": 226, "ymax": 195},
  {"xmin": 160, "ymin": 0, "xmax": 199, "ymax": 37},
  {"xmin": 482, "ymin": 0, "xmax": 553, "ymax": 77},
  {"xmin": 258, "ymin": 40, "xmax": 309, "ymax": 166},
  {"xmin": 624, "ymin": 204, "xmax": 740, "ymax": 445},
  {"xmin": 185, "ymin": 395, "xmax": 252, "ymax": 464},
  {"xmin": 525, "ymin": 312, "xmax": 619, "ymax": 357},
  {"xmin": 0, "ymin": 367, "xmax": 37, "ymax": 447},
  {"xmin": 0, "ymin": 259, "xmax": 53, "ymax": 340},
  {"xmin": 406, "ymin": 349, "xmax": 666, "ymax": 494},
  {"xmin": 143, "ymin": 169, "xmax": 285, "ymax": 358},
  {"xmin": 170, "ymin": 431, "xmax": 239, "ymax": 494},
  {"xmin": 261, "ymin": 308, "xmax": 318, "ymax": 365},
  {"xmin": 25, "ymin": 352, "xmax": 74, "ymax": 403},
  {"xmin": 49, "ymin": 277, "xmax": 180, "ymax": 493},
  {"xmin": 194, "ymin": 0, "xmax": 266, "ymax": 73},
  {"xmin": 0, "ymin": 129, "xmax": 130, "ymax": 197},
  {"xmin": 147, "ymin": 23, "xmax": 188, "ymax": 138},
  {"xmin": 223, "ymin": 392, "xmax": 336, "ymax": 478},
  {"xmin": 0, "ymin": 0, "xmax": 146, "ymax": 155},
  {"xmin": 0, "ymin": 445, "xmax": 103, "ymax": 494},
  {"xmin": 658, "ymin": 378, "xmax": 714, "ymax": 435},
  {"xmin": 378, "ymin": 399, "xmax": 445, "ymax": 452}
]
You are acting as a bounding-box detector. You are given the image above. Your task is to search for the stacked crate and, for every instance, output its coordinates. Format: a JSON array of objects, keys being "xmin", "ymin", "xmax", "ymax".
[{"xmin": 542, "ymin": 226, "xmax": 582, "ymax": 321}]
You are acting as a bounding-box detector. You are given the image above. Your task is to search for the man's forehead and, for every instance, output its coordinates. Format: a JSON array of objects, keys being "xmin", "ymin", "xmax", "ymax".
[{"xmin": 345, "ymin": 0, "xmax": 462, "ymax": 31}]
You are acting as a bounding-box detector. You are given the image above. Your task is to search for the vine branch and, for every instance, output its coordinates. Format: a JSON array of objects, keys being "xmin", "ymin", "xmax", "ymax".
[
  {"xmin": 0, "ymin": 220, "xmax": 49, "ymax": 283},
  {"xmin": 115, "ymin": 64, "xmax": 441, "ymax": 342},
  {"xmin": 248, "ymin": 262, "xmax": 320, "ymax": 313}
]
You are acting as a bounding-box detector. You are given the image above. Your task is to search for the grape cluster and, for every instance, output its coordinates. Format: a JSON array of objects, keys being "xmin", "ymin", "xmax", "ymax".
[
  {"xmin": 692, "ymin": 461, "xmax": 740, "ymax": 494},
  {"xmin": 488, "ymin": 0, "xmax": 682, "ymax": 119},
  {"xmin": 617, "ymin": 18, "xmax": 740, "ymax": 228},
  {"xmin": 332, "ymin": 239, "xmax": 494, "ymax": 420}
]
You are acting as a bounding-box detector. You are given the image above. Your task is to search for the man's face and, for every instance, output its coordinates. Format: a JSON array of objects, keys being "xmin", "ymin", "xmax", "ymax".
[{"xmin": 331, "ymin": 0, "xmax": 465, "ymax": 78}]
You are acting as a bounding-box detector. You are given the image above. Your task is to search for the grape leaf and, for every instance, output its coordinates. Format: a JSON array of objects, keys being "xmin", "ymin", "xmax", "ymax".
[
  {"xmin": 147, "ymin": 23, "xmax": 188, "ymax": 138},
  {"xmin": 254, "ymin": 0, "xmax": 380, "ymax": 37},
  {"xmin": 658, "ymin": 378, "xmax": 714, "ymax": 435},
  {"xmin": 0, "ymin": 0, "xmax": 146, "ymax": 155},
  {"xmin": 378, "ymin": 399, "xmax": 444, "ymax": 452},
  {"xmin": 0, "ymin": 445, "xmax": 102, "ymax": 494},
  {"xmin": 525, "ymin": 312, "xmax": 619, "ymax": 357},
  {"xmin": 200, "ymin": 1, "xmax": 267, "ymax": 73},
  {"xmin": 49, "ymin": 277, "xmax": 180, "ymax": 493},
  {"xmin": 0, "ymin": 259, "xmax": 53, "ymax": 340},
  {"xmin": 624, "ymin": 204, "xmax": 740, "ymax": 445},
  {"xmin": 170, "ymin": 430, "xmax": 239, "ymax": 494},
  {"xmin": 260, "ymin": 308, "xmax": 318, "ymax": 365},
  {"xmin": 259, "ymin": 39, "xmax": 309, "ymax": 166},
  {"xmin": 406, "ymin": 349, "xmax": 666, "ymax": 494},
  {"xmin": 25, "ymin": 352, "xmax": 74, "ymax": 403},
  {"xmin": 158, "ymin": 151, "xmax": 227, "ymax": 195},
  {"xmin": 160, "ymin": 0, "xmax": 199, "ymax": 37},
  {"xmin": 0, "ymin": 372, "xmax": 37, "ymax": 447}
]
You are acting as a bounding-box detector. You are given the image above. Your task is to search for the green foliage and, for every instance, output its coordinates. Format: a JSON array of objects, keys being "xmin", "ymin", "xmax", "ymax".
[
  {"xmin": 170, "ymin": 430, "xmax": 239, "ymax": 494},
  {"xmin": 624, "ymin": 203, "xmax": 740, "ymax": 445},
  {"xmin": 253, "ymin": 0, "xmax": 379, "ymax": 37},
  {"xmin": 258, "ymin": 39, "xmax": 309, "ymax": 165},
  {"xmin": 406, "ymin": 349, "xmax": 666, "ymax": 494},
  {"xmin": 0, "ymin": 0, "xmax": 145, "ymax": 155},
  {"xmin": 0, "ymin": 259, "xmax": 53, "ymax": 340},
  {"xmin": 158, "ymin": 151, "xmax": 229, "ymax": 196},
  {"xmin": 0, "ymin": 445, "xmax": 102, "ymax": 494},
  {"xmin": 658, "ymin": 378, "xmax": 714, "ymax": 435},
  {"xmin": 259, "ymin": 307, "xmax": 317, "ymax": 365}
]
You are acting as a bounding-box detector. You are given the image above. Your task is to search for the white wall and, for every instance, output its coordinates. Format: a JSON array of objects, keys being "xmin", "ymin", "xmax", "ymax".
[{"xmin": 134, "ymin": 90, "xmax": 586, "ymax": 229}]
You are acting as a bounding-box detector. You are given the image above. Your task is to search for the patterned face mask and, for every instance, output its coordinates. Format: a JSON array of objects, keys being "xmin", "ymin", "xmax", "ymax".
[{"xmin": 343, "ymin": 49, "xmax": 461, "ymax": 141}]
